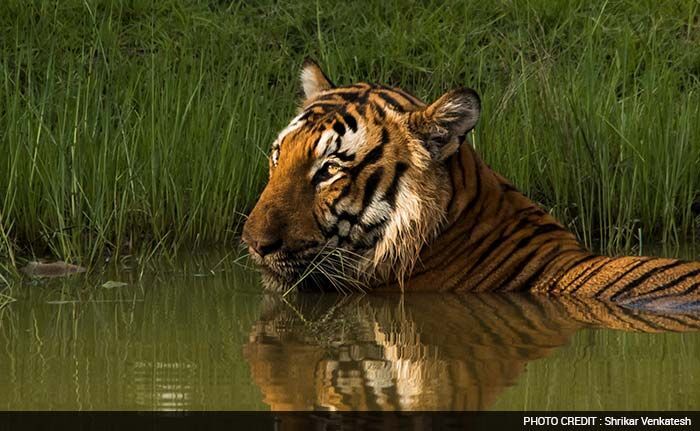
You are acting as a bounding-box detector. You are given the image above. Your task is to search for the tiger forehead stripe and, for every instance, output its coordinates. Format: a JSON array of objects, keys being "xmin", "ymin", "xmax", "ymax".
[
  {"xmin": 314, "ymin": 129, "xmax": 338, "ymax": 157},
  {"xmin": 313, "ymin": 117, "xmax": 365, "ymax": 158},
  {"xmin": 274, "ymin": 111, "xmax": 309, "ymax": 150}
]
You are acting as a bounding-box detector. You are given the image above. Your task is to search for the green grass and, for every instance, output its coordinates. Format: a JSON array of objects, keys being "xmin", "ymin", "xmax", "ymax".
[{"xmin": 1, "ymin": 0, "xmax": 699, "ymax": 269}]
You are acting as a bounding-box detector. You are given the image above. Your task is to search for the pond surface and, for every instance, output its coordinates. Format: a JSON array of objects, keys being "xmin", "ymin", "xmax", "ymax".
[{"xmin": 0, "ymin": 253, "xmax": 699, "ymax": 411}]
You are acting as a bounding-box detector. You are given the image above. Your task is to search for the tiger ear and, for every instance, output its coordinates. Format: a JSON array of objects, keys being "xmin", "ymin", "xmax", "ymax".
[
  {"xmin": 409, "ymin": 88, "xmax": 481, "ymax": 161},
  {"xmin": 300, "ymin": 58, "xmax": 335, "ymax": 100}
]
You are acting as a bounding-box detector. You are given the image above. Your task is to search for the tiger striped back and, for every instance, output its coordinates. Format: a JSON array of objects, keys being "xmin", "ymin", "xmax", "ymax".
[
  {"xmin": 406, "ymin": 142, "xmax": 700, "ymax": 308},
  {"xmin": 242, "ymin": 59, "xmax": 700, "ymax": 306}
]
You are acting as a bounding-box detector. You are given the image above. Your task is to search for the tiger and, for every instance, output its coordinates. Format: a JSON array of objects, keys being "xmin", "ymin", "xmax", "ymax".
[
  {"xmin": 244, "ymin": 293, "xmax": 700, "ymax": 411},
  {"xmin": 241, "ymin": 59, "xmax": 700, "ymax": 307}
]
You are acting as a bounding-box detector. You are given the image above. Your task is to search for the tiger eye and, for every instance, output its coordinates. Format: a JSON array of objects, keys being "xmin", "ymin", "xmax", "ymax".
[{"xmin": 326, "ymin": 163, "xmax": 341, "ymax": 176}]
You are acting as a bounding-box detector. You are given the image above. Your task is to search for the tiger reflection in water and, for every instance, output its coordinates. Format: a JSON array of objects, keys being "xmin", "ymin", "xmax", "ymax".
[{"xmin": 243, "ymin": 294, "xmax": 700, "ymax": 411}]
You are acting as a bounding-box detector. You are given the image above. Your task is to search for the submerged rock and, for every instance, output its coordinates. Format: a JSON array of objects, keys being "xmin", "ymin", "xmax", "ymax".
[{"xmin": 21, "ymin": 261, "xmax": 87, "ymax": 278}]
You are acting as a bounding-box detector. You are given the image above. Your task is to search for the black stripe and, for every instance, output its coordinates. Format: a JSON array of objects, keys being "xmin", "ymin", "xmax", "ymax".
[
  {"xmin": 411, "ymin": 195, "xmax": 545, "ymax": 281},
  {"xmin": 494, "ymin": 246, "xmax": 548, "ymax": 292},
  {"xmin": 530, "ymin": 284, "xmax": 576, "ymax": 326},
  {"xmin": 471, "ymin": 296, "xmax": 536, "ymax": 344},
  {"xmin": 517, "ymin": 223, "xmax": 564, "ymax": 247},
  {"xmin": 316, "ymin": 90, "xmax": 362, "ymax": 103},
  {"xmin": 377, "ymin": 84, "xmax": 420, "ymax": 108},
  {"xmin": 464, "ymin": 196, "xmax": 493, "ymax": 241},
  {"xmin": 350, "ymin": 144, "xmax": 383, "ymax": 176},
  {"xmin": 474, "ymin": 248, "xmax": 539, "ymax": 290},
  {"xmin": 501, "ymin": 182, "xmax": 519, "ymax": 193},
  {"xmin": 312, "ymin": 211, "xmax": 333, "ymax": 237},
  {"xmin": 496, "ymin": 185, "xmax": 506, "ymax": 214},
  {"xmin": 512, "ymin": 205, "xmax": 545, "ymax": 219},
  {"xmin": 515, "ymin": 245, "xmax": 563, "ymax": 291},
  {"xmin": 613, "ymin": 303, "xmax": 685, "ymax": 332},
  {"xmin": 562, "ymin": 253, "xmax": 602, "ymax": 275},
  {"xmin": 594, "ymin": 258, "xmax": 652, "ymax": 298},
  {"xmin": 641, "ymin": 267, "xmax": 700, "ymax": 298},
  {"xmin": 326, "ymin": 136, "xmax": 340, "ymax": 155},
  {"xmin": 619, "ymin": 302, "xmax": 676, "ymax": 330},
  {"xmin": 310, "ymin": 163, "xmax": 333, "ymax": 185},
  {"xmin": 445, "ymin": 158, "xmax": 458, "ymax": 214},
  {"xmin": 346, "ymin": 89, "xmax": 369, "ymax": 104},
  {"xmin": 329, "ymin": 179, "xmax": 353, "ymax": 208},
  {"xmin": 568, "ymin": 258, "xmax": 612, "ymax": 294},
  {"xmin": 362, "ymin": 168, "xmax": 384, "ymax": 208},
  {"xmin": 334, "ymin": 151, "xmax": 355, "ymax": 162},
  {"xmin": 384, "ymin": 162, "xmax": 408, "ymax": 207},
  {"xmin": 599, "ymin": 299, "xmax": 655, "ymax": 330},
  {"xmin": 616, "ymin": 313, "xmax": 670, "ymax": 332},
  {"xmin": 360, "ymin": 215, "xmax": 389, "ymax": 232},
  {"xmin": 391, "ymin": 87, "xmax": 423, "ymax": 106},
  {"xmin": 375, "ymin": 91, "xmax": 405, "ymax": 111},
  {"xmin": 469, "ymin": 223, "xmax": 563, "ymax": 286},
  {"xmin": 372, "ymin": 102, "xmax": 386, "ymax": 119},
  {"xmin": 617, "ymin": 306, "xmax": 700, "ymax": 330},
  {"xmin": 508, "ymin": 293, "xmax": 560, "ymax": 333},
  {"xmin": 610, "ymin": 260, "xmax": 684, "ymax": 301},
  {"xmin": 440, "ymin": 153, "xmax": 465, "ymax": 219},
  {"xmin": 545, "ymin": 253, "xmax": 603, "ymax": 294},
  {"xmin": 305, "ymin": 102, "xmax": 340, "ymax": 111},
  {"xmin": 327, "ymin": 203, "xmax": 339, "ymax": 217},
  {"xmin": 309, "ymin": 135, "xmax": 322, "ymax": 157},
  {"xmin": 560, "ymin": 256, "xmax": 605, "ymax": 292},
  {"xmin": 349, "ymin": 128, "xmax": 388, "ymax": 177},
  {"xmin": 449, "ymin": 199, "xmax": 492, "ymax": 273},
  {"xmin": 336, "ymin": 211, "xmax": 359, "ymax": 225},
  {"xmin": 412, "ymin": 210, "xmax": 511, "ymax": 279},
  {"xmin": 381, "ymin": 127, "xmax": 392, "ymax": 145},
  {"xmin": 464, "ymin": 153, "xmax": 482, "ymax": 214},
  {"xmin": 342, "ymin": 113, "xmax": 358, "ymax": 132},
  {"xmin": 311, "ymin": 92, "xmax": 339, "ymax": 102},
  {"xmin": 453, "ymin": 296, "xmax": 506, "ymax": 344},
  {"xmin": 675, "ymin": 281, "xmax": 700, "ymax": 297},
  {"xmin": 336, "ymin": 91, "xmax": 360, "ymax": 103},
  {"xmin": 460, "ymin": 218, "xmax": 547, "ymax": 280},
  {"xmin": 352, "ymin": 230, "xmax": 381, "ymax": 250},
  {"xmin": 332, "ymin": 121, "xmax": 346, "ymax": 136},
  {"xmin": 297, "ymin": 110, "xmax": 313, "ymax": 122},
  {"xmin": 355, "ymin": 103, "xmax": 366, "ymax": 117}
]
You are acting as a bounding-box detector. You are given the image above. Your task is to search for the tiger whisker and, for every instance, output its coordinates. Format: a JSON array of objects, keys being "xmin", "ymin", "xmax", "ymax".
[
  {"xmin": 313, "ymin": 260, "xmax": 346, "ymax": 294},
  {"xmin": 325, "ymin": 251, "xmax": 373, "ymax": 291},
  {"xmin": 283, "ymin": 242, "xmax": 338, "ymax": 296},
  {"xmin": 316, "ymin": 253, "xmax": 369, "ymax": 294}
]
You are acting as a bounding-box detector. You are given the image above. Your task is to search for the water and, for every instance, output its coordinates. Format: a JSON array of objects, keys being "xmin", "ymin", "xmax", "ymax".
[{"xmin": 0, "ymin": 255, "xmax": 698, "ymax": 411}]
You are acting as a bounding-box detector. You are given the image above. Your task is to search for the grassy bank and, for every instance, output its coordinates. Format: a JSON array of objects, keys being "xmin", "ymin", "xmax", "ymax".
[{"xmin": 1, "ymin": 0, "xmax": 699, "ymax": 269}]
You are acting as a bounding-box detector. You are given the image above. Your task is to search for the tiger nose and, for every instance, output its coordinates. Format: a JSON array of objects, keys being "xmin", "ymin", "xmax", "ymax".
[
  {"xmin": 250, "ymin": 236, "xmax": 284, "ymax": 257},
  {"xmin": 241, "ymin": 227, "xmax": 284, "ymax": 258}
]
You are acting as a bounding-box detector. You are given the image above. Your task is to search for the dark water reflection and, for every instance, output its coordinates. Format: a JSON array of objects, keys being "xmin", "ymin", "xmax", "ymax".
[
  {"xmin": 246, "ymin": 293, "xmax": 700, "ymax": 411},
  {"xmin": 0, "ymin": 262, "xmax": 699, "ymax": 410}
]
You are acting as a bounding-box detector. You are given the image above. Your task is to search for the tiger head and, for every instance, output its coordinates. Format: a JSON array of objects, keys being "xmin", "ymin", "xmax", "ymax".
[{"xmin": 242, "ymin": 60, "xmax": 480, "ymax": 291}]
